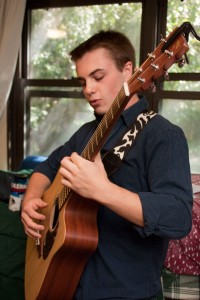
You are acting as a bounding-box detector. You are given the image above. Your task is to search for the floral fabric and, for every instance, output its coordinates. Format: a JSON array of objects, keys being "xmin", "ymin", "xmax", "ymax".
[{"xmin": 164, "ymin": 175, "xmax": 200, "ymax": 275}]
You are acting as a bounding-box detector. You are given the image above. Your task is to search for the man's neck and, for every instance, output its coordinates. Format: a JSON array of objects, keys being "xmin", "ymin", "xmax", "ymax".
[{"xmin": 125, "ymin": 93, "xmax": 139, "ymax": 110}]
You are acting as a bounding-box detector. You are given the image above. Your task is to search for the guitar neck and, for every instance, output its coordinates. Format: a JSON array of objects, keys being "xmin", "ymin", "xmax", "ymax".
[{"xmin": 81, "ymin": 86, "xmax": 135, "ymax": 162}]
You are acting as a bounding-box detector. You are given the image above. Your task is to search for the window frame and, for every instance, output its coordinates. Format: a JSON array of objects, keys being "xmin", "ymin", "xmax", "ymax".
[{"xmin": 11, "ymin": 0, "xmax": 197, "ymax": 170}]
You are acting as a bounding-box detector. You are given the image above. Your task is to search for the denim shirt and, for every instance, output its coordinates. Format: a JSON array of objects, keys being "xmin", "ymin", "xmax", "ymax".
[{"xmin": 35, "ymin": 96, "xmax": 193, "ymax": 299}]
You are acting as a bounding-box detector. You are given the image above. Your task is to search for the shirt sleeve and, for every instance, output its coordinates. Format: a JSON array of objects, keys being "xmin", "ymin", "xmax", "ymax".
[
  {"xmin": 135, "ymin": 125, "xmax": 193, "ymax": 240},
  {"xmin": 33, "ymin": 144, "xmax": 71, "ymax": 182}
]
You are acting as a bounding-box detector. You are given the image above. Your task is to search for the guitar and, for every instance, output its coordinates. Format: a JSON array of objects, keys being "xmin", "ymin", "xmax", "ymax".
[{"xmin": 25, "ymin": 25, "xmax": 189, "ymax": 300}]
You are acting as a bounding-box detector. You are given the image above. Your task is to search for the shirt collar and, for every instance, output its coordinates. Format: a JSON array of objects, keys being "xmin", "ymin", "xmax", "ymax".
[
  {"xmin": 121, "ymin": 95, "xmax": 149, "ymax": 127},
  {"xmin": 94, "ymin": 95, "xmax": 149, "ymax": 127}
]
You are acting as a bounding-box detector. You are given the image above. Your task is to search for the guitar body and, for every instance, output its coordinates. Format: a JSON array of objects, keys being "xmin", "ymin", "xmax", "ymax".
[{"xmin": 25, "ymin": 172, "xmax": 99, "ymax": 300}]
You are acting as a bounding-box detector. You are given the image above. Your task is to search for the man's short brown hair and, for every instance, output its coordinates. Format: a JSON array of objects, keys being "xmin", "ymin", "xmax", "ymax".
[{"xmin": 70, "ymin": 30, "xmax": 136, "ymax": 72}]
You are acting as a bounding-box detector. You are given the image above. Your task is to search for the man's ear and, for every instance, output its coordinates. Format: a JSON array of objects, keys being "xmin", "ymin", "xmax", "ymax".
[{"xmin": 123, "ymin": 61, "xmax": 133, "ymax": 80}]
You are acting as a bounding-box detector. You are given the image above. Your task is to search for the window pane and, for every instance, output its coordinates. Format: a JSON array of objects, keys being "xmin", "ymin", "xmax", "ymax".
[
  {"xmin": 167, "ymin": 0, "xmax": 200, "ymax": 73},
  {"xmin": 164, "ymin": 81, "xmax": 199, "ymax": 91},
  {"xmin": 27, "ymin": 96, "xmax": 94, "ymax": 156},
  {"xmin": 159, "ymin": 99, "xmax": 200, "ymax": 173},
  {"xmin": 30, "ymin": 3, "xmax": 142, "ymax": 79}
]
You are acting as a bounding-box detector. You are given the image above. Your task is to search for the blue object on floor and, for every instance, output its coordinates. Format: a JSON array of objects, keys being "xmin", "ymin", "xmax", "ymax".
[{"xmin": 20, "ymin": 155, "xmax": 47, "ymax": 170}]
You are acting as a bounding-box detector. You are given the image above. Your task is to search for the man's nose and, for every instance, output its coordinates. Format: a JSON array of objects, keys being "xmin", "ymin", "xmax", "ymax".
[{"xmin": 84, "ymin": 80, "xmax": 95, "ymax": 95}]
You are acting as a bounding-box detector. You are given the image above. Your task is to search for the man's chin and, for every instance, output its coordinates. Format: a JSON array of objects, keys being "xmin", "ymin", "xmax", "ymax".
[{"xmin": 94, "ymin": 108, "xmax": 106, "ymax": 116}]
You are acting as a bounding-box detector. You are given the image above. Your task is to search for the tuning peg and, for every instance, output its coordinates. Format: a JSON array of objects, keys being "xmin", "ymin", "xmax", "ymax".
[
  {"xmin": 178, "ymin": 58, "xmax": 185, "ymax": 68},
  {"xmin": 147, "ymin": 53, "xmax": 156, "ymax": 59},
  {"xmin": 164, "ymin": 71, "xmax": 169, "ymax": 80},
  {"xmin": 151, "ymin": 63, "xmax": 159, "ymax": 71},
  {"xmin": 149, "ymin": 82, "xmax": 157, "ymax": 93},
  {"xmin": 160, "ymin": 34, "xmax": 166, "ymax": 43},
  {"xmin": 134, "ymin": 67, "xmax": 143, "ymax": 73},
  {"xmin": 164, "ymin": 50, "xmax": 174, "ymax": 58}
]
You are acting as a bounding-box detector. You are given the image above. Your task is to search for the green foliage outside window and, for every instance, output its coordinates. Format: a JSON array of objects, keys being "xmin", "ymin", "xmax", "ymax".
[
  {"xmin": 28, "ymin": 1, "xmax": 200, "ymax": 173},
  {"xmin": 28, "ymin": 3, "xmax": 142, "ymax": 156},
  {"xmin": 30, "ymin": 4, "xmax": 142, "ymax": 79},
  {"xmin": 167, "ymin": 0, "xmax": 200, "ymax": 74}
]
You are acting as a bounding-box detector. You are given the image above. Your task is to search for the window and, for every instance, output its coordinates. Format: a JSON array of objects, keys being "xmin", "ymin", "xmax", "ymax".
[
  {"xmin": 157, "ymin": 0, "xmax": 200, "ymax": 173},
  {"xmin": 159, "ymin": 99, "xmax": 200, "ymax": 173},
  {"xmin": 12, "ymin": 0, "xmax": 164, "ymax": 169},
  {"xmin": 12, "ymin": 0, "xmax": 192, "ymax": 170},
  {"xmin": 8, "ymin": 1, "xmax": 200, "ymax": 174},
  {"xmin": 26, "ymin": 3, "xmax": 142, "ymax": 157}
]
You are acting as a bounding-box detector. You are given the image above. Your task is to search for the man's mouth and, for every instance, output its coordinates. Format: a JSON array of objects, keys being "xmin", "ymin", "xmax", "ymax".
[{"xmin": 90, "ymin": 99, "xmax": 101, "ymax": 107}]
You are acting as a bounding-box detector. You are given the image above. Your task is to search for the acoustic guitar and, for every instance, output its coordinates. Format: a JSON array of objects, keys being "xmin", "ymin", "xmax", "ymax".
[{"xmin": 25, "ymin": 24, "xmax": 190, "ymax": 300}]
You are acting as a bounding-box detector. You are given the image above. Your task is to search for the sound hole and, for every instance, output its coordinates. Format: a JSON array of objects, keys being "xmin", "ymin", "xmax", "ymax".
[
  {"xmin": 50, "ymin": 198, "xmax": 59, "ymax": 231},
  {"xmin": 43, "ymin": 198, "xmax": 59, "ymax": 259}
]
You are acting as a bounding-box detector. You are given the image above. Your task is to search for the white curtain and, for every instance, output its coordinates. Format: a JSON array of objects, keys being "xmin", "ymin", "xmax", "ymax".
[{"xmin": 0, "ymin": 0, "xmax": 26, "ymax": 118}]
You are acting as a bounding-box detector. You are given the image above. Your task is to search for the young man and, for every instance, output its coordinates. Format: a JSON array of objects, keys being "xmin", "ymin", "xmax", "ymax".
[{"xmin": 21, "ymin": 31, "xmax": 193, "ymax": 300}]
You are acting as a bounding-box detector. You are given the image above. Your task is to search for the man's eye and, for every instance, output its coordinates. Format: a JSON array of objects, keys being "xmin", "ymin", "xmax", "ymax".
[{"xmin": 95, "ymin": 76, "xmax": 104, "ymax": 81}]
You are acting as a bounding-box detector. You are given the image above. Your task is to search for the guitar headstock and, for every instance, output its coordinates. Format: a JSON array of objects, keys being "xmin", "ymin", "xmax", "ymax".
[{"xmin": 128, "ymin": 27, "xmax": 189, "ymax": 93}]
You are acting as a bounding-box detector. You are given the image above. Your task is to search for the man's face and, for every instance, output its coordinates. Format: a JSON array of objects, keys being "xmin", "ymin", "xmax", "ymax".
[{"xmin": 75, "ymin": 47, "xmax": 132, "ymax": 115}]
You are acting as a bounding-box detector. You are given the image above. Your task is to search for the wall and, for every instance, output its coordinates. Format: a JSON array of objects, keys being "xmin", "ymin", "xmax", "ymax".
[{"xmin": 0, "ymin": 107, "xmax": 8, "ymax": 170}]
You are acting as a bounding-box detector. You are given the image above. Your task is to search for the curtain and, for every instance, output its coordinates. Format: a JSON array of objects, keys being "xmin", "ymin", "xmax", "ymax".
[{"xmin": 0, "ymin": 0, "xmax": 26, "ymax": 118}]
